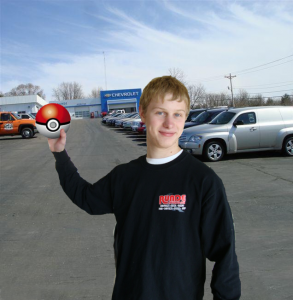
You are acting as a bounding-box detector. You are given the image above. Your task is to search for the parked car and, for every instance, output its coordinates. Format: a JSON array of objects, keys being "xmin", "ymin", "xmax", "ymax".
[
  {"xmin": 137, "ymin": 122, "xmax": 145, "ymax": 134},
  {"xmin": 0, "ymin": 112, "xmax": 38, "ymax": 138},
  {"xmin": 115, "ymin": 112, "xmax": 139, "ymax": 128},
  {"xmin": 106, "ymin": 113, "xmax": 129, "ymax": 125},
  {"xmin": 184, "ymin": 109, "xmax": 226, "ymax": 128},
  {"xmin": 109, "ymin": 113, "xmax": 132, "ymax": 126},
  {"xmin": 131, "ymin": 119, "xmax": 142, "ymax": 131},
  {"xmin": 179, "ymin": 106, "xmax": 293, "ymax": 162},
  {"xmin": 123, "ymin": 117, "xmax": 141, "ymax": 130},
  {"xmin": 17, "ymin": 113, "xmax": 36, "ymax": 120},
  {"xmin": 186, "ymin": 109, "xmax": 206, "ymax": 122},
  {"xmin": 115, "ymin": 113, "xmax": 139, "ymax": 127},
  {"xmin": 102, "ymin": 113, "xmax": 121, "ymax": 124}
]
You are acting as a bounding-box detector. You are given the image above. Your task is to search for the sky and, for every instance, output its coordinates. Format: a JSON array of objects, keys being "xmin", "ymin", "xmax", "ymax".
[{"xmin": 1, "ymin": 0, "xmax": 293, "ymax": 101}]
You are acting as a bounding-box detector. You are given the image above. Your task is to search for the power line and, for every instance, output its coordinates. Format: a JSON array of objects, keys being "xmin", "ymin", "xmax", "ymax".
[
  {"xmin": 188, "ymin": 53, "xmax": 293, "ymax": 83},
  {"xmin": 234, "ymin": 83, "xmax": 293, "ymax": 90},
  {"xmin": 235, "ymin": 59, "xmax": 293, "ymax": 77},
  {"xmin": 234, "ymin": 81, "xmax": 293, "ymax": 88},
  {"xmin": 245, "ymin": 89, "xmax": 293, "ymax": 94},
  {"xmin": 232, "ymin": 54, "xmax": 293, "ymax": 74}
]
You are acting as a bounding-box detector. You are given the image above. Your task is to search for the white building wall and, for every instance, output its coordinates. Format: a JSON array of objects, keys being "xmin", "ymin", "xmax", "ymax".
[
  {"xmin": 0, "ymin": 95, "xmax": 102, "ymax": 119},
  {"xmin": 0, "ymin": 95, "xmax": 48, "ymax": 113}
]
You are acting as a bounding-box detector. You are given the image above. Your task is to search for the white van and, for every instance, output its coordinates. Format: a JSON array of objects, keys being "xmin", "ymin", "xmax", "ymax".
[{"xmin": 179, "ymin": 106, "xmax": 293, "ymax": 162}]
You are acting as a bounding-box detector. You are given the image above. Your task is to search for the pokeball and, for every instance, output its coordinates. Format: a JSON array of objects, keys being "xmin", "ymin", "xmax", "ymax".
[{"xmin": 36, "ymin": 103, "xmax": 71, "ymax": 138}]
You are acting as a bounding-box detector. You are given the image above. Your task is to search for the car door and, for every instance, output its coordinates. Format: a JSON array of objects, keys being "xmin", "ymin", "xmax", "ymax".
[
  {"xmin": 231, "ymin": 112, "xmax": 260, "ymax": 150},
  {"xmin": 256, "ymin": 108, "xmax": 284, "ymax": 148},
  {"xmin": 0, "ymin": 113, "xmax": 18, "ymax": 135}
]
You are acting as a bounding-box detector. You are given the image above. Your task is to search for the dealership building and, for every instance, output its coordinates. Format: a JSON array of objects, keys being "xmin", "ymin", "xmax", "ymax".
[{"xmin": 0, "ymin": 88, "xmax": 142, "ymax": 119}]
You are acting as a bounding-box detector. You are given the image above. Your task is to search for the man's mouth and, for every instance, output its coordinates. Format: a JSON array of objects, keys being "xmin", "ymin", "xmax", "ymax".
[{"xmin": 159, "ymin": 131, "xmax": 176, "ymax": 137}]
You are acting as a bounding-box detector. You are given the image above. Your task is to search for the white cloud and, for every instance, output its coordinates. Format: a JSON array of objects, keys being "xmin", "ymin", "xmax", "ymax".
[{"xmin": 2, "ymin": 1, "xmax": 293, "ymax": 99}]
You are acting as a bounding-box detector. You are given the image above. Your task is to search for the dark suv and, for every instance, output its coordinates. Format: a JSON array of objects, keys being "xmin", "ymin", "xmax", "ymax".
[{"xmin": 184, "ymin": 108, "xmax": 226, "ymax": 129}]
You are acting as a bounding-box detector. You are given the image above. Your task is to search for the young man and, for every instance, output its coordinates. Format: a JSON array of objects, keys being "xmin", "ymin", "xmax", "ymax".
[{"xmin": 49, "ymin": 76, "xmax": 241, "ymax": 300}]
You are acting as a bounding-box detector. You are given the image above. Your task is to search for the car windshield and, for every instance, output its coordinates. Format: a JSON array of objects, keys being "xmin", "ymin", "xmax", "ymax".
[
  {"xmin": 11, "ymin": 113, "xmax": 21, "ymax": 120},
  {"xmin": 186, "ymin": 111, "xmax": 203, "ymax": 122},
  {"xmin": 29, "ymin": 114, "xmax": 35, "ymax": 119},
  {"xmin": 191, "ymin": 111, "xmax": 209, "ymax": 123},
  {"xmin": 209, "ymin": 111, "xmax": 236, "ymax": 125}
]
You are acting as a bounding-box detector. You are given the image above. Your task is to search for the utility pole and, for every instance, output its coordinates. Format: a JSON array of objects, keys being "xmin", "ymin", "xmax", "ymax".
[
  {"xmin": 225, "ymin": 73, "xmax": 236, "ymax": 107},
  {"xmin": 103, "ymin": 51, "xmax": 107, "ymax": 90}
]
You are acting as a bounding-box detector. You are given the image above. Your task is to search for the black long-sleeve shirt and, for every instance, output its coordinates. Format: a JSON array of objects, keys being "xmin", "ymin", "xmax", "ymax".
[{"xmin": 52, "ymin": 149, "xmax": 241, "ymax": 300}]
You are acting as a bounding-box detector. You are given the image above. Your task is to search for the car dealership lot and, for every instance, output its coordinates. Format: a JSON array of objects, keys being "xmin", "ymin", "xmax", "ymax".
[{"xmin": 1, "ymin": 119, "xmax": 292, "ymax": 300}]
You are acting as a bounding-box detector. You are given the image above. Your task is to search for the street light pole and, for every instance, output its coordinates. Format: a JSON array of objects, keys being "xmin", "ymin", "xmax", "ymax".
[{"xmin": 103, "ymin": 51, "xmax": 107, "ymax": 90}]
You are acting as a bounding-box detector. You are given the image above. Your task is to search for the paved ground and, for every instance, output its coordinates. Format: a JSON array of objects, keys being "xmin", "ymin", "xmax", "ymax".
[{"xmin": 0, "ymin": 118, "xmax": 292, "ymax": 300}]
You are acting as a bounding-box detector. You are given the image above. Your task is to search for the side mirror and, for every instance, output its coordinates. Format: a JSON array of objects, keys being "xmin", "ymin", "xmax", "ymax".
[{"xmin": 233, "ymin": 120, "xmax": 244, "ymax": 127}]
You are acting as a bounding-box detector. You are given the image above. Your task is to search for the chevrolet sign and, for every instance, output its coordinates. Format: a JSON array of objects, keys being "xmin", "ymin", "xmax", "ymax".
[{"xmin": 104, "ymin": 92, "xmax": 139, "ymax": 98}]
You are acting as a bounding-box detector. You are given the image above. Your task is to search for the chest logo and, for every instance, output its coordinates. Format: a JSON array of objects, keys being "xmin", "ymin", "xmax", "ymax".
[{"xmin": 158, "ymin": 194, "xmax": 186, "ymax": 212}]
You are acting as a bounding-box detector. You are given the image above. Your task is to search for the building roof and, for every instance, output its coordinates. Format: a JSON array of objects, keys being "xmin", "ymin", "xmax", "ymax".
[{"xmin": 0, "ymin": 95, "xmax": 48, "ymax": 106}]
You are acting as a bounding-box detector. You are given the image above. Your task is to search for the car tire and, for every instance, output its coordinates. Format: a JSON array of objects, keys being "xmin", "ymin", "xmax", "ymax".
[
  {"xmin": 21, "ymin": 127, "xmax": 33, "ymax": 139},
  {"xmin": 283, "ymin": 136, "xmax": 293, "ymax": 156},
  {"xmin": 203, "ymin": 140, "xmax": 225, "ymax": 162}
]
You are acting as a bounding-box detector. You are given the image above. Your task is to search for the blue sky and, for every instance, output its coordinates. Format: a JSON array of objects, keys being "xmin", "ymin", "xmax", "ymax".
[{"xmin": 1, "ymin": 0, "xmax": 293, "ymax": 100}]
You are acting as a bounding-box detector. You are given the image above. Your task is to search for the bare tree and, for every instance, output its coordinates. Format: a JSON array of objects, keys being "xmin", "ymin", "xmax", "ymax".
[
  {"xmin": 0, "ymin": 91, "xmax": 4, "ymax": 97},
  {"xmin": 89, "ymin": 87, "xmax": 103, "ymax": 98},
  {"xmin": 234, "ymin": 89, "xmax": 249, "ymax": 107},
  {"xmin": 5, "ymin": 83, "xmax": 46, "ymax": 99},
  {"xmin": 187, "ymin": 84, "xmax": 206, "ymax": 108},
  {"xmin": 248, "ymin": 94, "xmax": 265, "ymax": 106},
  {"xmin": 266, "ymin": 98, "xmax": 275, "ymax": 106},
  {"xmin": 168, "ymin": 67, "xmax": 187, "ymax": 85},
  {"xmin": 205, "ymin": 92, "xmax": 230, "ymax": 108},
  {"xmin": 53, "ymin": 82, "xmax": 84, "ymax": 100}
]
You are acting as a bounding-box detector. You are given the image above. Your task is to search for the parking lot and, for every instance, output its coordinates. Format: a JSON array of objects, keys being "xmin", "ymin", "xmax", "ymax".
[{"xmin": 1, "ymin": 118, "xmax": 292, "ymax": 300}]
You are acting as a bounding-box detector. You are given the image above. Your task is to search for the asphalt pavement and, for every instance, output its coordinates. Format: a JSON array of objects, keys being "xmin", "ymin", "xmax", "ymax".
[{"xmin": 0, "ymin": 118, "xmax": 292, "ymax": 300}]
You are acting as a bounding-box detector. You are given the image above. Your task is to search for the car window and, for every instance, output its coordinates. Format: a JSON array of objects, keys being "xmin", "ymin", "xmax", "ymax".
[
  {"xmin": 11, "ymin": 113, "xmax": 21, "ymax": 120},
  {"xmin": 1, "ymin": 113, "xmax": 15, "ymax": 121},
  {"xmin": 210, "ymin": 111, "xmax": 236, "ymax": 124},
  {"xmin": 235, "ymin": 112, "xmax": 256, "ymax": 124}
]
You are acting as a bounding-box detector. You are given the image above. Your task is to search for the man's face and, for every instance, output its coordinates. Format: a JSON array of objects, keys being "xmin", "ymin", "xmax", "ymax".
[{"xmin": 139, "ymin": 93, "xmax": 187, "ymax": 154}]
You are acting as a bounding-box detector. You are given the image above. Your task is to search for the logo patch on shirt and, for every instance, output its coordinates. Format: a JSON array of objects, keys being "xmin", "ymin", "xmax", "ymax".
[{"xmin": 158, "ymin": 194, "xmax": 186, "ymax": 212}]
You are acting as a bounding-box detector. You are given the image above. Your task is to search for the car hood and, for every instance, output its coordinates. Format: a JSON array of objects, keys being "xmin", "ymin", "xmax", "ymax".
[
  {"xmin": 182, "ymin": 123, "xmax": 229, "ymax": 136},
  {"xmin": 184, "ymin": 121, "xmax": 201, "ymax": 128}
]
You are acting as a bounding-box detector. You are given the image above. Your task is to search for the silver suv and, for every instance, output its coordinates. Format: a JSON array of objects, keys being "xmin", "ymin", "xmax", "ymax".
[{"xmin": 179, "ymin": 106, "xmax": 293, "ymax": 162}]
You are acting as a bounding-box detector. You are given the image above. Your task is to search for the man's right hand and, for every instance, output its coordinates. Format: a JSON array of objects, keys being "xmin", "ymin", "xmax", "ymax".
[{"xmin": 48, "ymin": 129, "xmax": 66, "ymax": 152}]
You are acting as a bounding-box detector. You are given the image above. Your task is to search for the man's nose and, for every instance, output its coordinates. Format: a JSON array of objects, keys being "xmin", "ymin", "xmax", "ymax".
[{"xmin": 163, "ymin": 115, "xmax": 174, "ymax": 128}]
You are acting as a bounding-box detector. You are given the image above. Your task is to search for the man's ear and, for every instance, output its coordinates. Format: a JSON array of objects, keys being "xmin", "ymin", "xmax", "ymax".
[{"xmin": 139, "ymin": 106, "xmax": 146, "ymax": 123}]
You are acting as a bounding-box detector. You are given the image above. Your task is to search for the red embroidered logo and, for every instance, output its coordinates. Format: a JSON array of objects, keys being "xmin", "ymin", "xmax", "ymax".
[{"xmin": 158, "ymin": 194, "xmax": 186, "ymax": 212}]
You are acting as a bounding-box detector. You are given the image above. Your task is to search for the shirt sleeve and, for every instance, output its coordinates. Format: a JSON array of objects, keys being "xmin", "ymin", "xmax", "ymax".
[
  {"xmin": 52, "ymin": 149, "xmax": 114, "ymax": 215},
  {"xmin": 200, "ymin": 174, "xmax": 241, "ymax": 300}
]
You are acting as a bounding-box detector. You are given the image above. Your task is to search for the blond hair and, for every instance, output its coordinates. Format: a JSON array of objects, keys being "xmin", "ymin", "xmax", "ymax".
[{"xmin": 139, "ymin": 76, "xmax": 190, "ymax": 116}]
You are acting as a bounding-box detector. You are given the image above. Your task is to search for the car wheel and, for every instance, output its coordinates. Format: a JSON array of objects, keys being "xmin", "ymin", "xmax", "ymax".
[
  {"xmin": 21, "ymin": 127, "xmax": 33, "ymax": 139},
  {"xmin": 283, "ymin": 136, "xmax": 293, "ymax": 156},
  {"xmin": 203, "ymin": 141, "xmax": 225, "ymax": 162}
]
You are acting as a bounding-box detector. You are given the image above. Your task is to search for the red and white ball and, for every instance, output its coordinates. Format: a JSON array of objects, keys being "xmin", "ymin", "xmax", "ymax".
[{"xmin": 36, "ymin": 103, "xmax": 71, "ymax": 138}]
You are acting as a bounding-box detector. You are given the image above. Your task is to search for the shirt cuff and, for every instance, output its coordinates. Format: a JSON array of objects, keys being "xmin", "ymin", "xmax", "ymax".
[{"xmin": 52, "ymin": 149, "xmax": 70, "ymax": 163}]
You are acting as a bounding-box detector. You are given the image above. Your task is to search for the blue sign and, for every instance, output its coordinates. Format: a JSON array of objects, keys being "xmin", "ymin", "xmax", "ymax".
[{"xmin": 100, "ymin": 88, "xmax": 141, "ymax": 112}]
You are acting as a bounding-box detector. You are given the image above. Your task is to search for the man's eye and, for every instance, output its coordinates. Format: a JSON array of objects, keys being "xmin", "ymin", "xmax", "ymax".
[
  {"xmin": 156, "ymin": 111, "xmax": 164, "ymax": 115},
  {"xmin": 175, "ymin": 113, "xmax": 182, "ymax": 117}
]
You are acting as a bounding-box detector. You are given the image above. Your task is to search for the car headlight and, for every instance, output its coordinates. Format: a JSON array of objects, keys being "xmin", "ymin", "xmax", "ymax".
[{"xmin": 188, "ymin": 135, "xmax": 202, "ymax": 143}]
